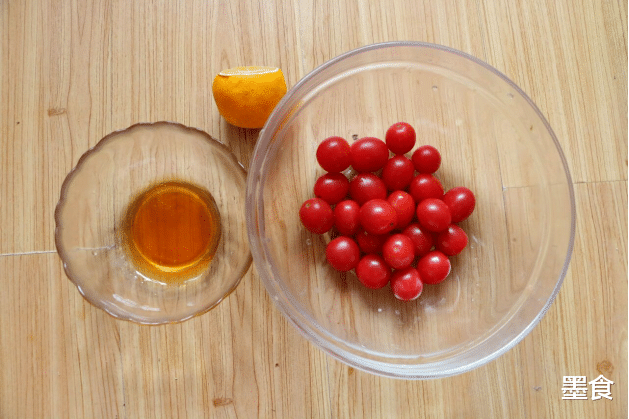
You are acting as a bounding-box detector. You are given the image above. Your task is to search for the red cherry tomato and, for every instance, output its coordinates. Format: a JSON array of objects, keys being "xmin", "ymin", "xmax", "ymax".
[
  {"xmin": 359, "ymin": 199, "xmax": 398, "ymax": 235},
  {"xmin": 349, "ymin": 173, "xmax": 387, "ymax": 205},
  {"xmin": 390, "ymin": 267, "xmax": 424, "ymax": 301},
  {"xmin": 409, "ymin": 173, "xmax": 444, "ymax": 203},
  {"xmin": 387, "ymin": 191, "xmax": 415, "ymax": 230},
  {"xmin": 350, "ymin": 137, "xmax": 389, "ymax": 172},
  {"xmin": 325, "ymin": 236, "xmax": 360, "ymax": 272},
  {"xmin": 382, "ymin": 234, "xmax": 415, "ymax": 270},
  {"xmin": 381, "ymin": 155, "xmax": 415, "ymax": 191},
  {"xmin": 402, "ymin": 223, "xmax": 435, "ymax": 257},
  {"xmin": 334, "ymin": 200, "xmax": 361, "ymax": 236},
  {"xmin": 313, "ymin": 172, "xmax": 349, "ymax": 204},
  {"xmin": 355, "ymin": 254, "xmax": 392, "ymax": 289},
  {"xmin": 316, "ymin": 136, "xmax": 351, "ymax": 173},
  {"xmin": 355, "ymin": 228, "xmax": 390, "ymax": 254},
  {"xmin": 416, "ymin": 198, "xmax": 451, "ymax": 232},
  {"xmin": 385, "ymin": 122, "xmax": 416, "ymax": 155},
  {"xmin": 443, "ymin": 186, "xmax": 476, "ymax": 223},
  {"xmin": 411, "ymin": 145, "xmax": 441, "ymax": 173},
  {"xmin": 436, "ymin": 224, "xmax": 468, "ymax": 256},
  {"xmin": 299, "ymin": 198, "xmax": 334, "ymax": 234},
  {"xmin": 417, "ymin": 250, "xmax": 451, "ymax": 284}
]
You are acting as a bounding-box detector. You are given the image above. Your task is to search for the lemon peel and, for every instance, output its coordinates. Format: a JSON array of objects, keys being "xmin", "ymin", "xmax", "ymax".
[{"xmin": 212, "ymin": 66, "xmax": 287, "ymax": 129}]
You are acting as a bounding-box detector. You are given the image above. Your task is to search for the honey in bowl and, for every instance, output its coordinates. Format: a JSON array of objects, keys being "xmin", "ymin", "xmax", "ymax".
[{"xmin": 121, "ymin": 181, "xmax": 221, "ymax": 283}]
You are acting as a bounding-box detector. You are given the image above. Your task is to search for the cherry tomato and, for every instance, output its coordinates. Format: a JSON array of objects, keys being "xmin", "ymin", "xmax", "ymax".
[
  {"xmin": 416, "ymin": 198, "xmax": 451, "ymax": 232},
  {"xmin": 355, "ymin": 254, "xmax": 392, "ymax": 289},
  {"xmin": 417, "ymin": 250, "xmax": 451, "ymax": 284},
  {"xmin": 326, "ymin": 236, "xmax": 360, "ymax": 272},
  {"xmin": 359, "ymin": 199, "xmax": 398, "ymax": 235},
  {"xmin": 299, "ymin": 198, "xmax": 334, "ymax": 234},
  {"xmin": 387, "ymin": 191, "xmax": 415, "ymax": 230},
  {"xmin": 443, "ymin": 186, "xmax": 476, "ymax": 223},
  {"xmin": 382, "ymin": 234, "xmax": 415, "ymax": 270},
  {"xmin": 385, "ymin": 122, "xmax": 416, "ymax": 155},
  {"xmin": 436, "ymin": 224, "xmax": 468, "ymax": 256},
  {"xmin": 316, "ymin": 136, "xmax": 351, "ymax": 173},
  {"xmin": 402, "ymin": 223, "xmax": 435, "ymax": 257},
  {"xmin": 409, "ymin": 173, "xmax": 444, "ymax": 203},
  {"xmin": 411, "ymin": 145, "xmax": 441, "ymax": 173},
  {"xmin": 349, "ymin": 173, "xmax": 387, "ymax": 205},
  {"xmin": 355, "ymin": 228, "xmax": 390, "ymax": 254},
  {"xmin": 313, "ymin": 172, "xmax": 349, "ymax": 204},
  {"xmin": 334, "ymin": 200, "xmax": 361, "ymax": 236},
  {"xmin": 390, "ymin": 267, "xmax": 423, "ymax": 301},
  {"xmin": 350, "ymin": 137, "xmax": 389, "ymax": 172},
  {"xmin": 381, "ymin": 155, "xmax": 415, "ymax": 191}
]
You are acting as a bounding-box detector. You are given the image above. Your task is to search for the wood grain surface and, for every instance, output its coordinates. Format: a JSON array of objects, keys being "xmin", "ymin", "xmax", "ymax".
[{"xmin": 0, "ymin": 0, "xmax": 626, "ymax": 418}]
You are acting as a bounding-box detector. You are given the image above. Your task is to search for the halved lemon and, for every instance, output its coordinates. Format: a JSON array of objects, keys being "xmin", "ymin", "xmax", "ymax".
[{"xmin": 212, "ymin": 66, "xmax": 287, "ymax": 129}]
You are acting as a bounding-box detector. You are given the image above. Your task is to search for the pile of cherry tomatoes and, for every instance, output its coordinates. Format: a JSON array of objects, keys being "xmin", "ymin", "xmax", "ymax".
[{"xmin": 299, "ymin": 122, "xmax": 475, "ymax": 301}]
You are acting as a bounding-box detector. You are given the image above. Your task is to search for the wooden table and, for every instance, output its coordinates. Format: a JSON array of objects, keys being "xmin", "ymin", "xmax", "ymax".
[{"xmin": 1, "ymin": 1, "xmax": 626, "ymax": 417}]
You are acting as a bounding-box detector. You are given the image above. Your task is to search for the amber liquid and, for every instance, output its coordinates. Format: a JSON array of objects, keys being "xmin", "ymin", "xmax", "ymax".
[{"xmin": 121, "ymin": 181, "xmax": 221, "ymax": 283}]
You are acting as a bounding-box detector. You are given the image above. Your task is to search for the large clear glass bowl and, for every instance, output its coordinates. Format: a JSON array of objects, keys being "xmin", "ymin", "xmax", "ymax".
[
  {"xmin": 246, "ymin": 42, "xmax": 575, "ymax": 379},
  {"xmin": 55, "ymin": 122, "xmax": 251, "ymax": 324}
]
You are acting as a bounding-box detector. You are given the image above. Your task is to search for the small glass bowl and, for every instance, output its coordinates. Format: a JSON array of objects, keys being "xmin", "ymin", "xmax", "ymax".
[
  {"xmin": 55, "ymin": 122, "xmax": 251, "ymax": 324},
  {"xmin": 246, "ymin": 42, "xmax": 575, "ymax": 379}
]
